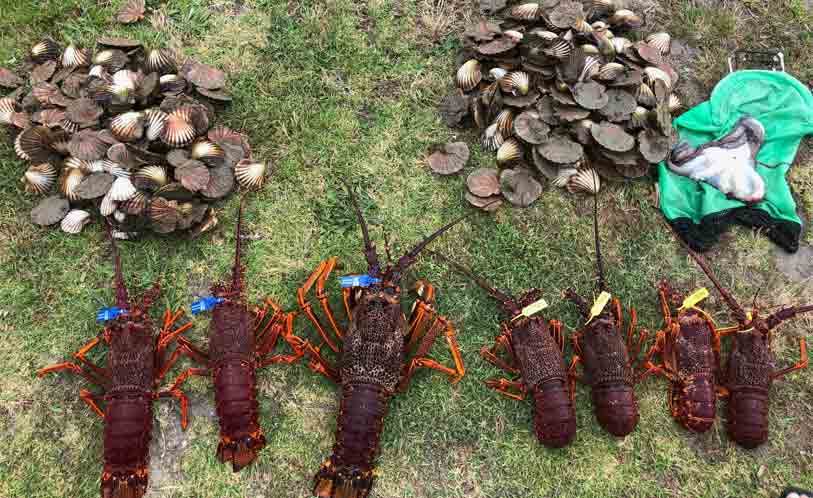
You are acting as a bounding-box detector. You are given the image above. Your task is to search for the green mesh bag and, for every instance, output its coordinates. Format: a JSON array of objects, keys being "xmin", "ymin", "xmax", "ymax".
[{"xmin": 657, "ymin": 70, "xmax": 813, "ymax": 253}]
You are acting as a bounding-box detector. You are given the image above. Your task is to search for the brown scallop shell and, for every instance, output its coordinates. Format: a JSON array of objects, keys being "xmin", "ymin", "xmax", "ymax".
[
  {"xmin": 109, "ymin": 111, "xmax": 145, "ymax": 142},
  {"xmin": 427, "ymin": 142, "xmax": 470, "ymax": 175},
  {"xmin": 184, "ymin": 61, "xmax": 226, "ymax": 90},
  {"xmin": 31, "ymin": 60, "xmax": 57, "ymax": 84},
  {"xmin": 30, "ymin": 39, "xmax": 60, "ymax": 63},
  {"xmin": 0, "ymin": 67, "xmax": 24, "ymax": 88},
  {"xmin": 200, "ymin": 165, "xmax": 235, "ymax": 199},
  {"xmin": 69, "ymin": 130, "xmax": 108, "ymax": 160},
  {"xmin": 145, "ymin": 49, "xmax": 177, "ymax": 75},
  {"xmin": 500, "ymin": 167, "xmax": 542, "ymax": 207},
  {"xmin": 466, "ymin": 168, "xmax": 501, "ymax": 197},
  {"xmin": 161, "ymin": 108, "xmax": 197, "ymax": 147},
  {"xmin": 31, "ymin": 196, "xmax": 70, "ymax": 226},
  {"xmin": 66, "ymin": 98, "xmax": 103, "ymax": 125},
  {"xmin": 60, "ymin": 167, "xmax": 87, "ymax": 201},
  {"xmin": 175, "ymin": 160, "xmax": 211, "ymax": 192},
  {"xmin": 22, "ymin": 163, "xmax": 57, "ymax": 195},
  {"xmin": 116, "ymin": 0, "xmax": 146, "ymax": 24},
  {"xmin": 17, "ymin": 126, "xmax": 56, "ymax": 163}
]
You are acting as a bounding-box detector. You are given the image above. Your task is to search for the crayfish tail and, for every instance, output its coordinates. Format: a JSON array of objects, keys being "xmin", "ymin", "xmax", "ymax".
[
  {"xmin": 313, "ymin": 458, "xmax": 375, "ymax": 498},
  {"xmin": 217, "ymin": 433, "xmax": 266, "ymax": 472},
  {"xmin": 101, "ymin": 469, "xmax": 147, "ymax": 498}
]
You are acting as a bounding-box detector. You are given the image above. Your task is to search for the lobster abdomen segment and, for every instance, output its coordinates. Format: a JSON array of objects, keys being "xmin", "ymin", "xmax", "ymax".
[
  {"xmin": 314, "ymin": 383, "xmax": 390, "ymax": 498},
  {"xmin": 672, "ymin": 375, "xmax": 716, "ymax": 433},
  {"xmin": 531, "ymin": 380, "xmax": 577, "ymax": 448},
  {"xmin": 727, "ymin": 386, "xmax": 770, "ymax": 448},
  {"xmin": 591, "ymin": 382, "xmax": 639, "ymax": 437},
  {"xmin": 102, "ymin": 393, "xmax": 153, "ymax": 498},
  {"xmin": 213, "ymin": 359, "xmax": 265, "ymax": 470}
]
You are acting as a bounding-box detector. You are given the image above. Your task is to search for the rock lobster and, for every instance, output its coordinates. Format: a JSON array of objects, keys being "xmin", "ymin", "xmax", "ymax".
[
  {"xmin": 565, "ymin": 188, "xmax": 646, "ymax": 437},
  {"xmin": 429, "ymin": 250, "xmax": 576, "ymax": 448},
  {"xmin": 38, "ymin": 228, "xmax": 193, "ymax": 498},
  {"xmin": 162, "ymin": 204, "xmax": 306, "ymax": 470},
  {"xmin": 680, "ymin": 240, "xmax": 811, "ymax": 448},
  {"xmin": 295, "ymin": 185, "xmax": 470, "ymax": 498}
]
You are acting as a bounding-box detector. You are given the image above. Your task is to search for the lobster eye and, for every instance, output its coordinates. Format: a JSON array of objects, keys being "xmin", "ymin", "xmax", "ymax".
[{"xmin": 243, "ymin": 436, "xmax": 254, "ymax": 447}]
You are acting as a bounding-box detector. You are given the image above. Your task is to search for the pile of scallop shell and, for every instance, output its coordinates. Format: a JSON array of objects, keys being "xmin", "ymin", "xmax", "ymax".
[
  {"xmin": 442, "ymin": 0, "xmax": 680, "ymax": 209},
  {"xmin": 0, "ymin": 37, "xmax": 270, "ymax": 237}
]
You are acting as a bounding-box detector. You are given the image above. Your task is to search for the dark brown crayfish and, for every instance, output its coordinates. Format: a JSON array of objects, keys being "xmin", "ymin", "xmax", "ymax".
[
  {"xmin": 681, "ymin": 241, "xmax": 811, "ymax": 448},
  {"xmin": 565, "ymin": 190, "xmax": 646, "ymax": 437},
  {"xmin": 430, "ymin": 250, "xmax": 576, "ymax": 448},
  {"xmin": 296, "ymin": 185, "xmax": 469, "ymax": 498},
  {"xmin": 163, "ymin": 204, "xmax": 306, "ymax": 470},
  {"xmin": 38, "ymin": 228, "xmax": 193, "ymax": 498}
]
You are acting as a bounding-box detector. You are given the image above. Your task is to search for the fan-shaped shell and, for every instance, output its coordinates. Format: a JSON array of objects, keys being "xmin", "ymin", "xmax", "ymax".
[
  {"xmin": 22, "ymin": 163, "xmax": 57, "ymax": 195},
  {"xmin": 608, "ymin": 9, "xmax": 642, "ymax": 29},
  {"xmin": 552, "ymin": 167, "xmax": 578, "ymax": 188},
  {"xmin": 185, "ymin": 61, "xmax": 226, "ymax": 90},
  {"xmin": 17, "ymin": 126, "xmax": 55, "ymax": 163},
  {"xmin": 143, "ymin": 108, "xmax": 168, "ymax": 141},
  {"xmin": 668, "ymin": 94, "xmax": 681, "ymax": 113},
  {"xmin": 591, "ymin": 122, "xmax": 635, "ymax": 152},
  {"xmin": 465, "ymin": 193, "xmax": 503, "ymax": 211},
  {"xmin": 161, "ymin": 108, "xmax": 197, "ymax": 147},
  {"xmin": 500, "ymin": 71, "xmax": 530, "ymax": 96},
  {"xmin": 109, "ymin": 176, "xmax": 137, "ymax": 201},
  {"xmin": 92, "ymin": 49, "xmax": 128, "ymax": 71},
  {"xmin": 573, "ymin": 18, "xmax": 593, "ymax": 34},
  {"xmin": 201, "ymin": 166, "xmax": 234, "ymax": 199},
  {"xmin": 427, "ymin": 143, "xmax": 469, "ymax": 176},
  {"xmin": 531, "ymin": 30, "xmax": 559, "ymax": 42},
  {"xmin": 597, "ymin": 62, "xmax": 625, "ymax": 81},
  {"xmin": 500, "ymin": 167, "xmax": 542, "ymax": 207},
  {"xmin": 31, "ymin": 196, "xmax": 70, "ymax": 226},
  {"xmin": 75, "ymin": 172, "xmax": 115, "ymax": 199},
  {"xmin": 34, "ymin": 108, "xmax": 66, "ymax": 128},
  {"xmin": 31, "ymin": 39, "xmax": 60, "ymax": 63},
  {"xmin": 60, "ymin": 167, "xmax": 87, "ymax": 201},
  {"xmin": 482, "ymin": 123, "xmax": 505, "ymax": 152},
  {"xmin": 145, "ymin": 48, "xmax": 177, "ymax": 75},
  {"xmin": 544, "ymin": 39, "xmax": 572, "ymax": 58},
  {"xmin": 121, "ymin": 191, "xmax": 147, "ymax": 215},
  {"xmin": 511, "ymin": 3, "xmax": 541, "ymax": 20},
  {"xmin": 466, "ymin": 168, "xmax": 501, "ymax": 197},
  {"xmin": 175, "ymin": 161, "xmax": 211, "ymax": 192},
  {"xmin": 31, "ymin": 60, "xmax": 57, "ymax": 84},
  {"xmin": 0, "ymin": 67, "xmax": 24, "ymax": 88},
  {"xmin": 190, "ymin": 140, "xmax": 225, "ymax": 165},
  {"xmin": 134, "ymin": 166, "xmax": 169, "ymax": 190},
  {"xmin": 566, "ymin": 168, "xmax": 601, "ymax": 194},
  {"xmin": 66, "ymin": 98, "xmax": 103, "ymax": 125},
  {"xmin": 611, "ymin": 37, "xmax": 632, "ymax": 54},
  {"xmin": 456, "ymin": 60, "xmax": 482, "ymax": 92},
  {"xmin": 62, "ymin": 44, "xmax": 89, "ymax": 68},
  {"xmin": 159, "ymin": 74, "xmax": 187, "ymax": 95},
  {"xmin": 60, "ymin": 209, "xmax": 91, "ymax": 234},
  {"xmin": 514, "ymin": 110, "xmax": 550, "ymax": 145},
  {"xmin": 636, "ymin": 82, "xmax": 657, "ymax": 108},
  {"xmin": 493, "ymin": 108, "xmax": 515, "ymax": 137},
  {"xmin": 497, "ymin": 138, "xmax": 523, "ymax": 165},
  {"xmin": 644, "ymin": 67, "xmax": 672, "ymax": 93},
  {"xmin": 117, "ymin": 0, "xmax": 146, "ymax": 24},
  {"xmin": 69, "ymin": 130, "xmax": 108, "ymax": 160},
  {"xmin": 110, "ymin": 111, "xmax": 145, "ymax": 142},
  {"xmin": 629, "ymin": 106, "xmax": 649, "ymax": 129},
  {"xmin": 646, "ymin": 32, "xmax": 671, "ymax": 56}
]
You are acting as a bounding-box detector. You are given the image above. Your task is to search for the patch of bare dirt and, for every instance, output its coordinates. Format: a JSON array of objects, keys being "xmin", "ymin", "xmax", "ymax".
[{"xmin": 773, "ymin": 245, "xmax": 813, "ymax": 281}]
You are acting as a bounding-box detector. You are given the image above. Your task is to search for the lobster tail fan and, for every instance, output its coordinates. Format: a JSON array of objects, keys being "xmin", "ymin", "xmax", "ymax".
[
  {"xmin": 230, "ymin": 198, "xmax": 247, "ymax": 296},
  {"xmin": 342, "ymin": 180, "xmax": 380, "ymax": 274},
  {"xmin": 592, "ymin": 176, "xmax": 607, "ymax": 293},
  {"xmin": 101, "ymin": 468, "xmax": 148, "ymax": 498},
  {"xmin": 217, "ymin": 434, "xmax": 265, "ymax": 472},
  {"xmin": 427, "ymin": 250, "xmax": 514, "ymax": 306},
  {"xmin": 106, "ymin": 221, "xmax": 130, "ymax": 309},
  {"xmin": 313, "ymin": 459, "xmax": 374, "ymax": 498}
]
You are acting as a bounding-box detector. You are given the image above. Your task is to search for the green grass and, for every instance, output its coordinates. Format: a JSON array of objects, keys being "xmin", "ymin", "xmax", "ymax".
[{"xmin": 1, "ymin": 0, "xmax": 812, "ymax": 497}]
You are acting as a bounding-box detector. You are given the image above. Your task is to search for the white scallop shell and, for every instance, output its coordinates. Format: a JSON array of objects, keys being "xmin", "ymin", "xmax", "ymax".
[
  {"xmin": 531, "ymin": 30, "xmax": 559, "ymax": 42},
  {"xmin": 89, "ymin": 65, "xmax": 107, "ymax": 78},
  {"xmin": 14, "ymin": 130, "xmax": 30, "ymax": 160},
  {"xmin": 644, "ymin": 67, "xmax": 672, "ymax": 90},
  {"xmin": 114, "ymin": 210, "xmax": 126, "ymax": 223},
  {"xmin": 0, "ymin": 97, "xmax": 15, "ymax": 124},
  {"xmin": 60, "ymin": 167, "xmax": 87, "ymax": 201},
  {"xmin": 511, "ymin": 3, "xmax": 540, "ymax": 20},
  {"xmin": 493, "ymin": 108, "xmax": 514, "ymax": 136},
  {"xmin": 481, "ymin": 123, "xmax": 505, "ymax": 152},
  {"xmin": 22, "ymin": 163, "xmax": 57, "ymax": 195},
  {"xmin": 504, "ymin": 30, "xmax": 524, "ymax": 42},
  {"xmin": 489, "ymin": 68, "xmax": 508, "ymax": 81},
  {"xmin": 162, "ymin": 108, "xmax": 196, "ymax": 147},
  {"xmin": 62, "ymin": 44, "xmax": 89, "ymax": 68},
  {"xmin": 636, "ymin": 83, "xmax": 656, "ymax": 107},
  {"xmin": 112, "ymin": 69, "xmax": 139, "ymax": 91},
  {"xmin": 135, "ymin": 165, "xmax": 168, "ymax": 187},
  {"xmin": 191, "ymin": 140, "xmax": 224, "ymax": 162},
  {"xmin": 109, "ymin": 176, "xmax": 137, "ymax": 201},
  {"xmin": 629, "ymin": 106, "xmax": 649, "ymax": 129},
  {"xmin": 234, "ymin": 160, "xmax": 268, "ymax": 189},
  {"xmin": 110, "ymin": 111, "xmax": 144, "ymax": 142},
  {"xmin": 646, "ymin": 32, "xmax": 671, "ymax": 56},
  {"xmin": 552, "ymin": 167, "xmax": 578, "ymax": 188},
  {"xmin": 82, "ymin": 160, "xmax": 106, "ymax": 173},
  {"xmin": 497, "ymin": 138, "xmax": 522, "ymax": 164},
  {"xmin": 611, "ymin": 37, "xmax": 632, "ymax": 54},
  {"xmin": 567, "ymin": 168, "xmax": 601, "ymax": 194},
  {"xmin": 100, "ymin": 191, "xmax": 117, "ymax": 216},
  {"xmin": 668, "ymin": 94, "xmax": 682, "ymax": 113},
  {"xmin": 144, "ymin": 109, "xmax": 168, "ymax": 141},
  {"xmin": 456, "ymin": 60, "xmax": 482, "ymax": 92},
  {"xmin": 60, "ymin": 209, "xmax": 91, "ymax": 234}
]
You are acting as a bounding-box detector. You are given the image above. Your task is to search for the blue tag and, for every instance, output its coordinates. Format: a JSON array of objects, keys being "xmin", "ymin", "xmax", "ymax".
[
  {"xmin": 338, "ymin": 275, "xmax": 381, "ymax": 288},
  {"xmin": 96, "ymin": 306, "xmax": 127, "ymax": 322},
  {"xmin": 191, "ymin": 297, "xmax": 225, "ymax": 315}
]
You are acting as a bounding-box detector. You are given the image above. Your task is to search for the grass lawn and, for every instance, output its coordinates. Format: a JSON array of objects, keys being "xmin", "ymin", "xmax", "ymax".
[{"xmin": 1, "ymin": 1, "xmax": 812, "ymax": 497}]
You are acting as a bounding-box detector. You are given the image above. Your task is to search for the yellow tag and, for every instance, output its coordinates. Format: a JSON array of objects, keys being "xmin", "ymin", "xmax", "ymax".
[
  {"xmin": 587, "ymin": 291, "xmax": 612, "ymax": 323},
  {"xmin": 679, "ymin": 287, "xmax": 709, "ymax": 310},
  {"xmin": 511, "ymin": 298, "xmax": 549, "ymax": 322},
  {"xmin": 746, "ymin": 311, "xmax": 753, "ymax": 321}
]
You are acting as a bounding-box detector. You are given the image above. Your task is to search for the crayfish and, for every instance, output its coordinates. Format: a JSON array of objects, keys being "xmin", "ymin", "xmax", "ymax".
[
  {"xmin": 295, "ymin": 185, "xmax": 470, "ymax": 498},
  {"xmin": 162, "ymin": 204, "xmax": 306, "ymax": 470},
  {"xmin": 638, "ymin": 281, "xmax": 738, "ymax": 433},
  {"xmin": 681, "ymin": 241, "xmax": 811, "ymax": 448},
  {"xmin": 565, "ymin": 189, "xmax": 646, "ymax": 437},
  {"xmin": 430, "ymin": 250, "xmax": 576, "ymax": 448},
  {"xmin": 38, "ymin": 227, "xmax": 193, "ymax": 498}
]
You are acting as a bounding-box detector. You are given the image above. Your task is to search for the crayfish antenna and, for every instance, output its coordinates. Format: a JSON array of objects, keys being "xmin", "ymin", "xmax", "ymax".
[
  {"xmin": 230, "ymin": 197, "xmax": 247, "ymax": 296},
  {"xmin": 392, "ymin": 208, "xmax": 482, "ymax": 284},
  {"xmin": 765, "ymin": 304, "xmax": 813, "ymax": 330},
  {"xmin": 342, "ymin": 179, "xmax": 380, "ymax": 275},
  {"xmin": 105, "ymin": 221, "xmax": 130, "ymax": 309},
  {"xmin": 667, "ymin": 223, "xmax": 749, "ymax": 325},
  {"xmin": 591, "ymin": 175, "xmax": 608, "ymax": 294},
  {"xmin": 427, "ymin": 250, "xmax": 515, "ymax": 310}
]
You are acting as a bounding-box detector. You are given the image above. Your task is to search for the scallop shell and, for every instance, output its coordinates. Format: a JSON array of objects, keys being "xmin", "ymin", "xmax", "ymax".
[
  {"xmin": 161, "ymin": 108, "xmax": 197, "ymax": 147},
  {"xmin": 580, "ymin": 56, "xmax": 601, "ymax": 81},
  {"xmin": 60, "ymin": 167, "xmax": 87, "ymax": 201},
  {"xmin": 121, "ymin": 191, "xmax": 147, "ymax": 215},
  {"xmin": 566, "ymin": 168, "xmax": 601, "ymax": 194},
  {"xmin": 629, "ymin": 106, "xmax": 649, "ymax": 129},
  {"xmin": 14, "ymin": 133, "xmax": 30, "ymax": 161},
  {"xmin": 68, "ymin": 130, "xmax": 108, "ymax": 160},
  {"xmin": 644, "ymin": 67, "xmax": 672, "ymax": 92},
  {"xmin": 60, "ymin": 210, "xmax": 91, "ymax": 234},
  {"xmin": 31, "ymin": 39, "xmax": 60, "ymax": 63},
  {"xmin": 646, "ymin": 32, "xmax": 671, "ymax": 56},
  {"xmin": 190, "ymin": 140, "xmax": 225, "ymax": 165},
  {"xmin": 456, "ymin": 60, "xmax": 482, "ymax": 92},
  {"xmin": 31, "ymin": 196, "xmax": 70, "ymax": 226},
  {"xmin": 608, "ymin": 9, "xmax": 642, "ymax": 29},
  {"xmin": 66, "ymin": 98, "xmax": 103, "ymax": 125},
  {"xmin": 668, "ymin": 94, "xmax": 682, "ymax": 113},
  {"xmin": 145, "ymin": 48, "xmax": 177, "ymax": 75},
  {"xmin": 92, "ymin": 49, "xmax": 128, "ymax": 71},
  {"xmin": 175, "ymin": 161, "xmax": 211, "ymax": 192},
  {"xmin": 116, "ymin": 0, "xmax": 145, "ymax": 24},
  {"xmin": 0, "ymin": 67, "xmax": 24, "ymax": 88},
  {"xmin": 62, "ymin": 44, "xmax": 89, "ymax": 68},
  {"xmin": 17, "ymin": 126, "xmax": 55, "ymax": 163},
  {"xmin": 500, "ymin": 71, "xmax": 530, "ymax": 96},
  {"xmin": 134, "ymin": 166, "xmax": 169, "ymax": 190},
  {"xmin": 34, "ymin": 108, "xmax": 66, "ymax": 128},
  {"xmin": 531, "ymin": 30, "xmax": 559, "ymax": 42},
  {"xmin": 611, "ymin": 37, "xmax": 633, "ymax": 54},
  {"xmin": 544, "ymin": 40, "xmax": 573, "ymax": 58},
  {"xmin": 0, "ymin": 98, "xmax": 16, "ymax": 125},
  {"xmin": 482, "ymin": 123, "xmax": 505, "ymax": 151},
  {"xmin": 75, "ymin": 172, "xmax": 115, "ymax": 199},
  {"xmin": 511, "ymin": 3, "xmax": 541, "ymax": 20},
  {"xmin": 109, "ymin": 176, "xmax": 137, "ymax": 201},
  {"xmin": 427, "ymin": 143, "xmax": 469, "ymax": 176},
  {"xmin": 100, "ymin": 191, "xmax": 117, "ymax": 216},
  {"xmin": 635, "ymin": 83, "xmax": 657, "ymax": 108},
  {"xmin": 143, "ymin": 108, "xmax": 168, "ymax": 141},
  {"xmin": 504, "ymin": 30, "xmax": 524, "ymax": 43},
  {"xmin": 110, "ymin": 111, "xmax": 145, "ymax": 142},
  {"xmin": 466, "ymin": 168, "xmax": 501, "ymax": 197},
  {"xmin": 31, "ymin": 60, "xmax": 57, "ymax": 84},
  {"xmin": 489, "ymin": 68, "xmax": 508, "ymax": 81},
  {"xmin": 185, "ymin": 61, "xmax": 226, "ymax": 90},
  {"xmin": 497, "ymin": 138, "xmax": 523, "ymax": 165},
  {"xmin": 148, "ymin": 197, "xmax": 180, "ymax": 224},
  {"xmin": 552, "ymin": 167, "xmax": 578, "ymax": 188},
  {"xmin": 32, "ymin": 82, "xmax": 62, "ymax": 105},
  {"xmin": 159, "ymin": 74, "xmax": 187, "ymax": 95},
  {"xmin": 597, "ymin": 62, "xmax": 625, "ymax": 82},
  {"xmin": 22, "ymin": 163, "xmax": 57, "ymax": 195},
  {"xmin": 573, "ymin": 18, "xmax": 593, "ymax": 34},
  {"xmin": 580, "ymin": 44, "xmax": 599, "ymax": 56},
  {"xmin": 493, "ymin": 108, "xmax": 515, "ymax": 137}
]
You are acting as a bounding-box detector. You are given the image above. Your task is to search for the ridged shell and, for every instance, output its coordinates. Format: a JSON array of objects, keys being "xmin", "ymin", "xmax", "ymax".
[
  {"xmin": 500, "ymin": 71, "xmax": 530, "ymax": 96},
  {"xmin": 101, "ymin": 160, "xmax": 131, "ymax": 178},
  {"xmin": 134, "ymin": 166, "xmax": 169, "ymax": 189},
  {"xmin": 668, "ymin": 94, "xmax": 681, "ymax": 113},
  {"xmin": 93, "ymin": 49, "xmax": 128, "ymax": 71},
  {"xmin": 113, "ymin": 69, "xmax": 139, "ymax": 90},
  {"xmin": 636, "ymin": 83, "xmax": 657, "ymax": 107},
  {"xmin": 585, "ymin": 0, "xmax": 616, "ymax": 14},
  {"xmin": 580, "ymin": 56, "xmax": 601, "ymax": 81},
  {"xmin": 493, "ymin": 108, "xmax": 514, "ymax": 136},
  {"xmin": 89, "ymin": 65, "xmax": 107, "ymax": 78},
  {"xmin": 109, "ymin": 176, "xmax": 137, "ymax": 201},
  {"xmin": 121, "ymin": 191, "xmax": 147, "ymax": 215},
  {"xmin": 143, "ymin": 108, "xmax": 168, "ymax": 141},
  {"xmin": 497, "ymin": 138, "xmax": 523, "ymax": 165},
  {"xmin": 544, "ymin": 40, "xmax": 572, "ymax": 58},
  {"xmin": 552, "ymin": 167, "xmax": 578, "ymax": 188},
  {"xmin": 611, "ymin": 37, "xmax": 633, "ymax": 54},
  {"xmin": 145, "ymin": 48, "xmax": 177, "ymax": 75},
  {"xmin": 573, "ymin": 18, "xmax": 593, "ymax": 34},
  {"xmin": 110, "ymin": 111, "xmax": 144, "ymax": 142},
  {"xmin": 31, "ymin": 39, "xmax": 60, "ymax": 63},
  {"xmin": 566, "ymin": 168, "xmax": 601, "ymax": 194},
  {"xmin": 62, "ymin": 44, "xmax": 89, "ymax": 68},
  {"xmin": 159, "ymin": 74, "xmax": 186, "ymax": 95},
  {"xmin": 646, "ymin": 32, "xmax": 671, "ymax": 56},
  {"xmin": 60, "ymin": 210, "xmax": 91, "ymax": 234},
  {"xmin": 597, "ymin": 62, "xmax": 625, "ymax": 81},
  {"xmin": 14, "ymin": 133, "xmax": 30, "ymax": 160},
  {"xmin": 22, "ymin": 163, "xmax": 57, "ymax": 195},
  {"xmin": 100, "ymin": 191, "xmax": 117, "ymax": 216},
  {"xmin": 644, "ymin": 67, "xmax": 672, "ymax": 91},
  {"xmin": 60, "ymin": 167, "xmax": 87, "ymax": 201},
  {"xmin": 161, "ymin": 108, "xmax": 196, "ymax": 147},
  {"xmin": 148, "ymin": 197, "xmax": 179, "ymax": 223},
  {"xmin": 511, "ymin": 3, "xmax": 540, "ymax": 20},
  {"xmin": 69, "ymin": 130, "xmax": 108, "ymax": 160},
  {"xmin": 34, "ymin": 108, "xmax": 66, "ymax": 128},
  {"xmin": 234, "ymin": 160, "xmax": 269, "ymax": 189},
  {"xmin": 580, "ymin": 44, "xmax": 599, "ymax": 56},
  {"xmin": 117, "ymin": 0, "xmax": 146, "ymax": 24},
  {"xmin": 190, "ymin": 140, "xmax": 225, "ymax": 164},
  {"xmin": 608, "ymin": 9, "xmax": 642, "ymax": 28},
  {"xmin": 532, "ymin": 30, "xmax": 559, "ymax": 42},
  {"xmin": 504, "ymin": 30, "xmax": 524, "ymax": 43},
  {"xmin": 482, "ymin": 123, "xmax": 505, "ymax": 152},
  {"xmin": 17, "ymin": 126, "xmax": 55, "ymax": 163},
  {"xmin": 456, "ymin": 60, "xmax": 482, "ymax": 92},
  {"xmin": 629, "ymin": 106, "xmax": 649, "ymax": 129},
  {"xmin": 489, "ymin": 68, "xmax": 508, "ymax": 81}
]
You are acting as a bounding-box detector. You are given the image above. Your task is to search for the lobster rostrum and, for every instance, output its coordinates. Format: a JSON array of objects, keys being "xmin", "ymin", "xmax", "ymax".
[
  {"xmin": 565, "ymin": 188, "xmax": 646, "ymax": 437},
  {"xmin": 297, "ymin": 185, "xmax": 470, "ymax": 498},
  {"xmin": 429, "ymin": 250, "xmax": 576, "ymax": 448},
  {"xmin": 680, "ymin": 241, "xmax": 811, "ymax": 448},
  {"xmin": 38, "ymin": 227, "xmax": 194, "ymax": 498},
  {"xmin": 638, "ymin": 281, "xmax": 738, "ymax": 433},
  {"xmin": 163, "ymin": 204, "xmax": 306, "ymax": 471}
]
